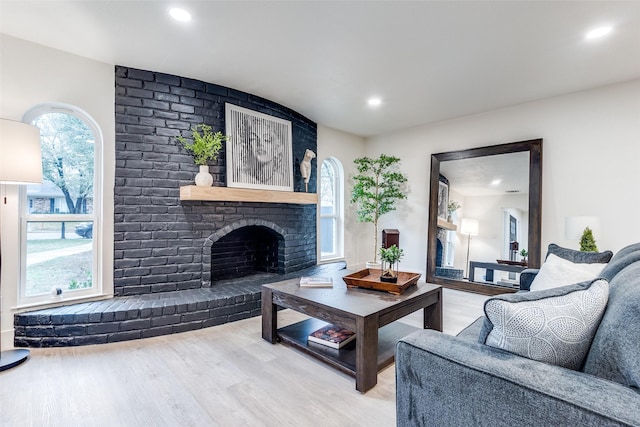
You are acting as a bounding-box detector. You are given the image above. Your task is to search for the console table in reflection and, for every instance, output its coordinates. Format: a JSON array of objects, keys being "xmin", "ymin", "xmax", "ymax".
[{"xmin": 468, "ymin": 261, "xmax": 527, "ymax": 283}]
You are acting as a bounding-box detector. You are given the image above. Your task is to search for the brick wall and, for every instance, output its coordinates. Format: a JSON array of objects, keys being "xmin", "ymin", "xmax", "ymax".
[{"xmin": 114, "ymin": 66, "xmax": 317, "ymax": 296}]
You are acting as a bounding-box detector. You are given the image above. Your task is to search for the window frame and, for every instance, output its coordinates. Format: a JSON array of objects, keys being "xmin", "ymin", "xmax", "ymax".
[
  {"xmin": 18, "ymin": 103, "xmax": 103, "ymax": 306},
  {"xmin": 319, "ymin": 157, "xmax": 344, "ymax": 261}
]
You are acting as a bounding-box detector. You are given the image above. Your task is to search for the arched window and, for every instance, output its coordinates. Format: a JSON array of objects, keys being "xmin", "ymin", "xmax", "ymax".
[
  {"xmin": 320, "ymin": 157, "xmax": 344, "ymax": 261},
  {"xmin": 19, "ymin": 104, "xmax": 102, "ymax": 305}
]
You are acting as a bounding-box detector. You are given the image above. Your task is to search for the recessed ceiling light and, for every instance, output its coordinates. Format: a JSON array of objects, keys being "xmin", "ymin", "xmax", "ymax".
[
  {"xmin": 586, "ymin": 26, "xmax": 612, "ymax": 40},
  {"xmin": 491, "ymin": 179, "xmax": 501, "ymax": 186},
  {"xmin": 367, "ymin": 97, "xmax": 382, "ymax": 107},
  {"xmin": 169, "ymin": 8, "xmax": 191, "ymax": 22}
]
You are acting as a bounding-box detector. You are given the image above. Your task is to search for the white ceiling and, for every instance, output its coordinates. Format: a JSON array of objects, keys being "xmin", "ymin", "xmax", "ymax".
[
  {"xmin": 1, "ymin": 1, "xmax": 639, "ymax": 137},
  {"xmin": 440, "ymin": 151, "xmax": 530, "ymax": 197}
]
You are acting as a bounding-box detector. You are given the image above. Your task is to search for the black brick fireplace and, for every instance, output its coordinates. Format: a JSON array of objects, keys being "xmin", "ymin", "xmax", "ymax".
[
  {"xmin": 13, "ymin": 66, "xmax": 330, "ymax": 347},
  {"xmin": 113, "ymin": 66, "xmax": 318, "ymax": 296}
]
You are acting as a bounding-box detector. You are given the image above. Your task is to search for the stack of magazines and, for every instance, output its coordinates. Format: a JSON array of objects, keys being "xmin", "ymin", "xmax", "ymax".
[{"xmin": 308, "ymin": 324, "xmax": 355, "ymax": 349}]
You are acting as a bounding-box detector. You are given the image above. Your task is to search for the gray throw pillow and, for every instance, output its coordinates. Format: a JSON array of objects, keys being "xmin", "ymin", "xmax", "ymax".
[
  {"xmin": 547, "ymin": 243, "xmax": 613, "ymax": 264},
  {"xmin": 479, "ymin": 279, "xmax": 609, "ymax": 370}
]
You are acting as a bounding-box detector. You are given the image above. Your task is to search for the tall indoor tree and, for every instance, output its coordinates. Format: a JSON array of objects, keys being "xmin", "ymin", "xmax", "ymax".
[{"xmin": 351, "ymin": 154, "xmax": 407, "ymax": 264}]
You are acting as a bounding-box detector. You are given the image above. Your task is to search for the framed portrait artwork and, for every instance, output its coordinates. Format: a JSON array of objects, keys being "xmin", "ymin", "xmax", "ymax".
[
  {"xmin": 225, "ymin": 103, "xmax": 293, "ymax": 191},
  {"xmin": 437, "ymin": 181, "xmax": 449, "ymax": 220}
]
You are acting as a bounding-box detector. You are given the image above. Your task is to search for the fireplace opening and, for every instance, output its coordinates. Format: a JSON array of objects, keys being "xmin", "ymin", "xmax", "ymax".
[
  {"xmin": 435, "ymin": 227, "xmax": 463, "ymax": 280},
  {"xmin": 210, "ymin": 225, "xmax": 284, "ymax": 281}
]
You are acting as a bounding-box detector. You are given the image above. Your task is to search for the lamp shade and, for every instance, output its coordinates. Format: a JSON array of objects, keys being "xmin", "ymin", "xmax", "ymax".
[
  {"xmin": 0, "ymin": 118, "xmax": 43, "ymax": 184},
  {"xmin": 565, "ymin": 216, "xmax": 600, "ymax": 240},
  {"xmin": 460, "ymin": 218, "xmax": 479, "ymax": 236}
]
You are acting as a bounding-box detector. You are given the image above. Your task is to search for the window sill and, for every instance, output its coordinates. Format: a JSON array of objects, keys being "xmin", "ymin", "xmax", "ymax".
[
  {"xmin": 319, "ymin": 256, "xmax": 345, "ymax": 264},
  {"xmin": 14, "ymin": 292, "xmax": 113, "ymax": 312}
]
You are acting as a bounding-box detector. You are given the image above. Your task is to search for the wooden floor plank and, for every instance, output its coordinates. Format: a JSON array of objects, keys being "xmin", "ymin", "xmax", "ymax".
[{"xmin": 0, "ymin": 289, "xmax": 488, "ymax": 427}]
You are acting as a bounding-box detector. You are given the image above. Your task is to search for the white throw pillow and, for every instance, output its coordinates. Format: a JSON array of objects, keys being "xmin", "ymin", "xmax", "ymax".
[{"xmin": 529, "ymin": 253, "xmax": 606, "ymax": 291}]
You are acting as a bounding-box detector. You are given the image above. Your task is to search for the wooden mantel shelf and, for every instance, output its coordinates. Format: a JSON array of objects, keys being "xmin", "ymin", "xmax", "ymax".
[
  {"xmin": 437, "ymin": 218, "xmax": 458, "ymax": 231},
  {"xmin": 179, "ymin": 186, "xmax": 318, "ymax": 204}
]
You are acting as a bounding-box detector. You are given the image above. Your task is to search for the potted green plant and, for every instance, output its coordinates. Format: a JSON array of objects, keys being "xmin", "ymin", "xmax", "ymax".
[
  {"xmin": 350, "ymin": 154, "xmax": 408, "ymax": 266},
  {"xmin": 379, "ymin": 245, "xmax": 404, "ymax": 283},
  {"xmin": 176, "ymin": 123, "xmax": 228, "ymax": 187},
  {"xmin": 580, "ymin": 227, "xmax": 599, "ymax": 252},
  {"xmin": 447, "ymin": 200, "xmax": 461, "ymax": 222},
  {"xmin": 520, "ymin": 248, "xmax": 528, "ymax": 263}
]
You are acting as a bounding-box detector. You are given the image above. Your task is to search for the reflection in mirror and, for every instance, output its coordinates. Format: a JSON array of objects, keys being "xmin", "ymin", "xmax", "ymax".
[{"xmin": 426, "ymin": 140, "xmax": 542, "ymax": 296}]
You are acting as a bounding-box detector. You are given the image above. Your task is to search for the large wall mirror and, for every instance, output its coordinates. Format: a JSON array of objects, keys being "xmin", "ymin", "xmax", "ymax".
[{"xmin": 426, "ymin": 139, "xmax": 542, "ymax": 295}]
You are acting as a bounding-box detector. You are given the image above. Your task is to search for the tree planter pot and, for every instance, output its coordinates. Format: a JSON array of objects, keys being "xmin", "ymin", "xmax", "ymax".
[
  {"xmin": 379, "ymin": 275, "xmax": 398, "ymax": 283},
  {"xmin": 195, "ymin": 165, "xmax": 213, "ymax": 187}
]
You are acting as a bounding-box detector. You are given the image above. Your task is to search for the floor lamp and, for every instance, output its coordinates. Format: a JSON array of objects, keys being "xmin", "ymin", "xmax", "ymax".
[
  {"xmin": 0, "ymin": 118, "xmax": 42, "ymax": 371},
  {"xmin": 460, "ymin": 218, "xmax": 479, "ymax": 280}
]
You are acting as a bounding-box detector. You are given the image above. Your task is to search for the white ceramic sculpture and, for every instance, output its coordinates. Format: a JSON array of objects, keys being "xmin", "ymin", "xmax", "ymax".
[{"xmin": 300, "ymin": 149, "xmax": 316, "ymax": 192}]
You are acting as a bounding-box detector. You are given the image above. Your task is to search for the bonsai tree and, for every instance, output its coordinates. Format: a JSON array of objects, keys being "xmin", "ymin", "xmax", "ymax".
[
  {"xmin": 520, "ymin": 248, "xmax": 528, "ymax": 262},
  {"xmin": 351, "ymin": 154, "xmax": 408, "ymax": 264},
  {"xmin": 580, "ymin": 227, "xmax": 599, "ymax": 252},
  {"xmin": 379, "ymin": 244, "xmax": 404, "ymax": 282},
  {"xmin": 176, "ymin": 123, "xmax": 227, "ymax": 166}
]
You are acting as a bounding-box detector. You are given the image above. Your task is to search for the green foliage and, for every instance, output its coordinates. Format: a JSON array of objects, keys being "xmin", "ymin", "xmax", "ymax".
[
  {"xmin": 447, "ymin": 200, "xmax": 461, "ymax": 215},
  {"xmin": 176, "ymin": 124, "xmax": 227, "ymax": 166},
  {"xmin": 520, "ymin": 248, "xmax": 528, "ymax": 257},
  {"xmin": 380, "ymin": 244, "xmax": 404, "ymax": 264},
  {"xmin": 350, "ymin": 154, "xmax": 408, "ymax": 262},
  {"xmin": 380, "ymin": 245, "xmax": 404, "ymax": 278},
  {"xmin": 34, "ymin": 112, "xmax": 94, "ymax": 214},
  {"xmin": 580, "ymin": 227, "xmax": 599, "ymax": 252},
  {"xmin": 68, "ymin": 269, "xmax": 92, "ymax": 290}
]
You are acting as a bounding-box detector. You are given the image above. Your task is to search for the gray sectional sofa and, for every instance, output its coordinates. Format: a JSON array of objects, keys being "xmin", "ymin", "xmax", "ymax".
[{"xmin": 396, "ymin": 243, "xmax": 640, "ymax": 426}]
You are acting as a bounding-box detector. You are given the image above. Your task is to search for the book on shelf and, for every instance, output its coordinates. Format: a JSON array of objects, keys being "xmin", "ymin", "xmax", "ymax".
[
  {"xmin": 299, "ymin": 276, "xmax": 333, "ymax": 288},
  {"xmin": 308, "ymin": 324, "xmax": 355, "ymax": 349}
]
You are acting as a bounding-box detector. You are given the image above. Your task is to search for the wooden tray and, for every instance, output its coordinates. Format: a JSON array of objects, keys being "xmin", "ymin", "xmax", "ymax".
[{"xmin": 343, "ymin": 269, "xmax": 421, "ymax": 295}]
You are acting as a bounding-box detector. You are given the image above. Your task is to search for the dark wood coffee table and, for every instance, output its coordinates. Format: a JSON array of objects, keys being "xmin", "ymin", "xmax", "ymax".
[{"xmin": 261, "ymin": 272, "xmax": 442, "ymax": 393}]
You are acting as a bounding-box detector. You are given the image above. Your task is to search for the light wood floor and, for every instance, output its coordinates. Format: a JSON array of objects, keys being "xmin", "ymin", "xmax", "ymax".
[{"xmin": 0, "ymin": 289, "xmax": 488, "ymax": 427}]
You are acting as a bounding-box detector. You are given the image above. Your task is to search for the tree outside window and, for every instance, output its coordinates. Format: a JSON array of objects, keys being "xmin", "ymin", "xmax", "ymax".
[{"xmin": 21, "ymin": 107, "xmax": 99, "ymax": 301}]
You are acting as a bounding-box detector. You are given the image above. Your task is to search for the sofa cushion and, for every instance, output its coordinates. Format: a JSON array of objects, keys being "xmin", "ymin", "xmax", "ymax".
[
  {"xmin": 582, "ymin": 261, "xmax": 640, "ymax": 389},
  {"xmin": 546, "ymin": 243, "xmax": 613, "ymax": 264},
  {"xmin": 456, "ymin": 316, "xmax": 484, "ymax": 342},
  {"xmin": 530, "ymin": 253, "xmax": 607, "ymax": 291},
  {"xmin": 599, "ymin": 242, "xmax": 640, "ymax": 282},
  {"xmin": 479, "ymin": 279, "xmax": 609, "ymax": 370}
]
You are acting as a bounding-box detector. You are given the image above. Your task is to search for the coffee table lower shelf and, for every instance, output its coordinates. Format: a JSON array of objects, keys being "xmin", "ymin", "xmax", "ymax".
[{"xmin": 276, "ymin": 317, "xmax": 419, "ymax": 378}]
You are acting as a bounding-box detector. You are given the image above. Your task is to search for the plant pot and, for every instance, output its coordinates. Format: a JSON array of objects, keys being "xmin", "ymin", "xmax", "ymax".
[
  {"xmin": 195, "ymin": 165, "xmax": 213, "ymax": 187},
  {"xmin": 379, "ymin": 275, "xmax": 398, "ymax": 283},
  {"xmin": 366, "ymin": 261, "xmax": 382, "ymax": 269}
]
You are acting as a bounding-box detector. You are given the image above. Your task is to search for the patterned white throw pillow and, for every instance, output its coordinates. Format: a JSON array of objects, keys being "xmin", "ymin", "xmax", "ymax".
[
  {"xmin": 529, "ymin": 253, "xmax": 607, "ymax": 291},
  {"xmin": 481, "ymin": 279, "xmax": 609, "ymax": 370}
]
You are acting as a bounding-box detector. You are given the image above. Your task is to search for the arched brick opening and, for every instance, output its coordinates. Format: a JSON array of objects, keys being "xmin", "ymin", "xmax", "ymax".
[{"xmin": 202, "ymin": 219, "xmax": 286, "ymax": 286}]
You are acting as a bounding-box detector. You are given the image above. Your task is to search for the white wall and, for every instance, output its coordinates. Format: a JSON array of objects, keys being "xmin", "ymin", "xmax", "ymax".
[
  {"xmin": 453, "ymin": 193, "xmax": 529, "ymax": 270},
  {"xmin": 366, "ymin": 79, "xmax": 640, "ymax": 276},
  {"xmin": 317, "ymin": 125, "xmax": 367, "ymax": 268},
  {"xmin": 0, "ymin": 35, "xmax": 115, "ymax": 348}
]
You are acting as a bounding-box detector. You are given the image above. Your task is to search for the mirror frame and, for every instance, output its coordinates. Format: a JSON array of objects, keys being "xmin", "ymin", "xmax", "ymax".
[{"xmin": 426, "ymin": 139, "xmax": 543, "ymax": 295}]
